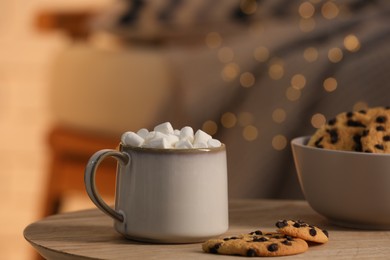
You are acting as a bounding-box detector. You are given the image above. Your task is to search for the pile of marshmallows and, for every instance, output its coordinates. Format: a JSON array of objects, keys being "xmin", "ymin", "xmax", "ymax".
[{"xmin": 121, "ymin": 122, "xmax": 222, "ymax": 149}]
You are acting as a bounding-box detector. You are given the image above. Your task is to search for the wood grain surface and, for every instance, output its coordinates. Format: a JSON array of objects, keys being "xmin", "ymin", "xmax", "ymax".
[{"xmin": 24, "ymin": 199, "xmax": 390, "ymax": 259}]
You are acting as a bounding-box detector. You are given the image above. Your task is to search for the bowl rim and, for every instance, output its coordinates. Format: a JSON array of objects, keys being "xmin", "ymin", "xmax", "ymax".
[{"xmin": 291, "ymin": 136, "xmax": 390, "ymax": 157}]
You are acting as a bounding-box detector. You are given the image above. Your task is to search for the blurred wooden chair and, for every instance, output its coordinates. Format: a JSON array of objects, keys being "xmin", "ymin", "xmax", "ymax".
[
  {"xmin": 42, "ymin": 126, "xmax": 118, "ymax": 217},
  {"xmin": 36, "ymin": 10, "xmax": 119, "ymax": 217}
]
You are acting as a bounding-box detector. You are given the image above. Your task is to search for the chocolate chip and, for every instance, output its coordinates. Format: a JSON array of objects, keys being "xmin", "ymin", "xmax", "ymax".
[
  {"xmin": 249, "ymin": 230, "xmax": 263, "ymax": 236},
  {"xmin": 284, "ymin": 235, "xmax": 294, "ymax": 241},
  {"xmin": 223, "ymin": 236, "xmax": 238, "ymax": 241},
  {"xmin": 383, "ymin": 135, "xmax": 390, "ymax": 141},
  {"xmin": 376, "ymin": 116, "xmax": 387, "ymax": 123},
  {"xmin": 267, "ymin": 243, "xmax": 279, "ymax": 252},
  {"xmin": 276, "ymin": 220, "xmax": 288, "ymax": 228},
  {"xmin": 375, "ymin": 144, "xmax": 384, "ymax": 150},
  {"xmin": 282, "ymin": 240, "xmax": 292, "ymax": 246},
  {"xmin": 358, "ymin": 110, "xmax": 367, "ymax": 114},
  {"xmin": 309, "ymin": 228, "xmax": 317, "ymax": 236},
  {"xmin": 346, "ymin": 112, "xmax": 354, "ymax": 118},
  {"xmin": 364, "ymin": 149, "xmax": 373, "ymax": 153},
  {"xmin": 323, "ymin": 230, "xmax": 329, "ymax": 238},
  {"xmin": 315, "ymin": 137, "xmax": 324, "ymax": 148},
  {"xmin": 362, "ymin": 129, "xmax": 369, "ymax": 136},
  {"xmin": 353, "ymin": 134, "xmax": 361, "ymax": 143},
  {"xmin": 210, "ymin": 243, "xmax": 221, "ymax": 254},
  {"xmin": 293, "ymin": 222, "xmax": 301, "ymax": 228},
  {"xmin": 246, "ymin": 248, "xmax": 257, "ymax": 257},
  {"xmin": 327, "ymin": 129, "xmax": 339, "ymax": 144},
  {"xmin": 353, "ymin": 134, "xmax": 363, "ymax": 152},
  {"xmin": 252, "ymin": 236, "xmax": 268, "ymax": 242},
  {"xmin": 376, "ymin": 125, "xmax": 386, "ymax": 131},
  {"xmin": 347, "ymin": 120, "xmax": 366, "ymax": 127},
  {"xmin": 328, "ymin": 118, "xmax": 337, "ymax": 125},
  {"xmin": 355, "ymin": 144, "xmax": 363, "ymax": 152}
]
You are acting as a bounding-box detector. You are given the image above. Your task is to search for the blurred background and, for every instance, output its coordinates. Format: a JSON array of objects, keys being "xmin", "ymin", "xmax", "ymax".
[
  {"xmin": 1, "ymin": 0, "xmax": 389, "ymax": 259},
  {"xmin": 1, "ymin": 0, "xmax": 113, "ymax": 259}
]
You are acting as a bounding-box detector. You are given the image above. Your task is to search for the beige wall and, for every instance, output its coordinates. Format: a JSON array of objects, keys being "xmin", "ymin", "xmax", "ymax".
[{"xmin": 0, "ymin": 0, "xmax": 111, "ymax": 259}]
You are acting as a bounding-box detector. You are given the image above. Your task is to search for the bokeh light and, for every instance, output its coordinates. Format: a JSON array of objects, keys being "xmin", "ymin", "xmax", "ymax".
[
  {"xmin": 272, "ymin": 108, "xmax": 287, "ymax": 123},
  {"xmin": 353, "ymin": 102, "xmax": 369, "ymax": 112},
  {"xmin": 240, "ymin": 72, "xmax": 255, "ymax": 88},
  {"xmin": 311, "ymin": 113, "xmax": 326, "ymax": 128},
  {"xmin": 272, "ymin": 135, "xmax": 287, "ymax": 150},
  {"xmin": 221, "ymin": 62, "xmax": 240, "ymax": 81},
  {"xmin": 218, "ymin": 47, "xmax": 234, "ymax": 63},
  {"xmin": 303, "ymin": 47, "xmax": 319, "ymax": 62},
  {"xmin": 254, "ymin": 46, "xmax": 270, "ymax": 62},
  {"xmin": 291, "ymin": 74, "xmax": 307, "ymax": 90},
  {"xmin": 240, "ymin": 0, "xmax": 258, "ymax": 15},
  {"xmin": 243, "ymin": 125, "xmax": 258, "ymax": 141},
  {"xmin": 344, "ymin": 34, "xmax": 361, "ymax": 52},
  {"xmin": 205, "ymin": 32, "xmax": 222, "ymax": 49},
  {"xmin": 268, "ymin": 59, "xmax": 284, "ymax": 80},
  {"xmin": 323, "ymin": 77, "xmax": 338, "ymax": 92},
  {"xmin": 328, "ymin": 47, "xmax": 343, "ymax": 63},
  {"xmin": 321, "ymin": 1, "xmax": 340, "ymax": 19},
  {"xmin": 202, "ymin": 120, "xmax": 218, "ymax": 135},
  {"xmin": 221, "ymin": 112, "xmax": 237, "ymax": 128},
  {"xmin": 299, "ymin": 2, "xmax": 315, "ymax": 19}
]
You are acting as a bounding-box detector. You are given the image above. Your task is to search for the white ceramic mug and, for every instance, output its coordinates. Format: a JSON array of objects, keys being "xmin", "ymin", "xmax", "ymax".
[{"xmin": 84, "ymin": 144, "xmax": 229, "ymax": 243}]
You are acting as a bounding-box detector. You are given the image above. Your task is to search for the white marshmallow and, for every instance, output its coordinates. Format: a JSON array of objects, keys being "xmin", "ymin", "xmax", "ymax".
[
  {"xmin": 193, "ymin": 130, "xmax": 212, "ymax": 147},
  {"xmin": 136, "ymin": 128, "xmax": 149, "ymax": 139},
  {"xmin": 144, "ymin": 131, "xmax": 156, "ymax": 141},
  {"xmin": 208, "ymin": 139, "xmax": 222, "ymax": 148},
  {"xmin": 180, "ymin": 126, "xmax": 194, "ymax": 142},
  {"xmin": 175, "ymin": 139, "xmax": 193, "ymax": 149},
  {"xmin": 154, "ymin": 122, "xmax": 174, "ymax": 135},
  {"xmin": 143, "ymin": 131, "xmax": 166, "ymax": 146},
  {"xmin": 122, "ymin": 123, "xmax": 222, "ymax": 150},
  {"xmin": 121, "ymin": 131, "xmax": 144, "ymax": 147},
  {"xmin": 166, "ymin": 134, "xmax": 179, "ymax": 146},
  {"xmin": 143, "ymin": 137, "xmax": 171, "ymax": 149},
  {"xmin": 193, "ymin": 141, "xmax": 208, "ymax": 149}
]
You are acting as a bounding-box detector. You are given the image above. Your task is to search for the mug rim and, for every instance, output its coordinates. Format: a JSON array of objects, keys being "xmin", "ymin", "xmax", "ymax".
[{"xmin": 119, "ymin": 143, "xmax": 226, "ymax": 154}]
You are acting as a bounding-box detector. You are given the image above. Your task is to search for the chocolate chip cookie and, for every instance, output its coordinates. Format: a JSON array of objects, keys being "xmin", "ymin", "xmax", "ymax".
[
  {"xmin": 202, "ymin": 230, "xmax": 309, "ymax": 257},
  {"xmin": 276, "ymin": 220, "xmax": 329, "ymax": 244},
  {"xmin": 308, "ymin": 107, "xmax": 390, "ymax": 153}
]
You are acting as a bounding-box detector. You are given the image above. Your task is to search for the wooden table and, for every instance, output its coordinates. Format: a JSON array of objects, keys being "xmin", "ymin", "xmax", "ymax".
[{"xmin": 24, "ymin": 199, "xmax": 390, "ymax": 259}]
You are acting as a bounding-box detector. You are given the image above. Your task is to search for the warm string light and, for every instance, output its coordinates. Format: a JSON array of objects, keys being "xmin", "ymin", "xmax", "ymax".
[
  {"xmin": 239, "ymin": 0, "xmax": 258, "ymax": 15},
  {"xmin": 202, "ymin": 0, "xmax": 360, "ymax": 149},
  {"xmin": 344, "ymin": 34, "xmax": 361, "ymax": 52},
  {"xmin": 272, "ymin": 135, "xmax": 287, "ymax": 150},
  {"xmin": 272, "ymin": 108, "xmax": 287, "ymax": 124},
  {"xmin": 323, "ymin": 77, "xmax": 338, "ymax": 92},
  {"xmin": 268, "ymin": 58, "xmax": 284, "ymax": 80},
  {"xmin": 202, "ymin": 120, "xmax": 218, "ymax": 135},
  {"xmin": 353, "ymin": 102, "xmax": 369, "ymax": 112},
  {"xmin": 240, "ymin": 72, "xmax": 255, "ymax": 88},
  {"xmin": 221, "ymin": 62, "xmax": 240, "ymax": 82},
  {"xmin": 311, "ymin": 113, "xmax": 326, "ymax": 128},
  {"xmin": 321, "ymin": 1, "xmax": 340, "ymax": 20},
  {"xmin": 221, "ymin": 112, "xmax": 237, "ymax": 128},
  {"xmin": 328, "ymin": 47, "xmax": 343, "ymax": 63},
  {"xmin": 303, "ymin": 47, "xmax": 319, "ymax": 62}
]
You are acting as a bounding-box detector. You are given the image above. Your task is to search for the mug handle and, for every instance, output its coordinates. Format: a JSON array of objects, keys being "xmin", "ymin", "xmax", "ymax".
[{"xmin": 84, "ymin": 149, "xmax": 129, "ymax": 222}]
